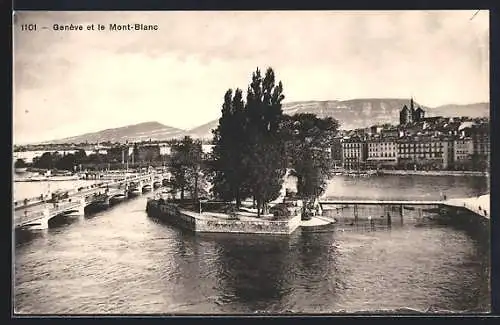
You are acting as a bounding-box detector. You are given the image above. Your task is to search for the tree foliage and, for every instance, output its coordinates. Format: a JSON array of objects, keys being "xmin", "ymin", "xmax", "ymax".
[
  {"xmin": 284, "ymin": 113, "xmax": 339, "ymax": 200},
  {"xmin": 14, "ymin": 158, "xmax": 27, "ymax": 168},
  {"xmin": 210, "ymin": 88, "xmax": 250, "ymax": 206},
  {"xmin": 168, "ymin": 136, "xmax": 205, "ymax": 200},
  {"xmin": 211, "ymin": 67, "xmax": 287, "ymax": 216}
]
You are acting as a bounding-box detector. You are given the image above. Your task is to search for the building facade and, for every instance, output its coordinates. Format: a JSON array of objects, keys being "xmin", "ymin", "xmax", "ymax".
[
  {"xmin": 342, "ymin": 138, "xmax": 367, "ymax": 170},
  {"xmin": 366, "ymin": 138, "xmax": 398, "ymax": 169},
  {"xmin": 397, "ymin": 137, "xmax": 451, "ymax": 170},
  {"xmin": 469, "ymin": 123, "xmax": 490, "ymax": 170},
  {"xmin": 452, "ymin": 138, "xmax": 473, "ymax": 170}
]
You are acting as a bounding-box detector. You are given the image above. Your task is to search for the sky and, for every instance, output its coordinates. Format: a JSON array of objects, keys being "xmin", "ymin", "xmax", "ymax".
[{"xmin": 13, "ymin": 10, "xmax": 489, "ymax": 144}]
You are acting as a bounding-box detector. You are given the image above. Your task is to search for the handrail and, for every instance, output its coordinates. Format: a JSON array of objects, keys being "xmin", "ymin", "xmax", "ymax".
[{"xmin": 14, "ymin": 171, "xmax": 168, "ymax": 208}]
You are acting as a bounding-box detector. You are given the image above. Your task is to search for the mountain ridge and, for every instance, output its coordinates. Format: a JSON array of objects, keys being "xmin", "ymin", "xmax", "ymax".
[{"xmin": 38, "ymin": 99, "xmax": 489, "ymax": 144}]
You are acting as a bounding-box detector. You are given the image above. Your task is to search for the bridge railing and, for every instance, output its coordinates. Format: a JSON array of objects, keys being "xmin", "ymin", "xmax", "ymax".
[
  {"xmin": 14, "ymin": 171, "xmax": 169, "ymax": 209},
  {"xmin": 48, "ymin": 201, "xmax": 81, "ymax": 213},
  {"xmin": 15, "ymin": 210, "xmax": 47, "ymax": 226},
  {"xmin": 13, "ymin": 195, "xmax": 48, "ymax": 209}
]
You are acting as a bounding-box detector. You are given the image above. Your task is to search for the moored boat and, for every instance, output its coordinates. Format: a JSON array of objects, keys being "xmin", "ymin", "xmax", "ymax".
[{"xmin": 142, "ymin": 184, "xmax": 153, "ymax": 193}]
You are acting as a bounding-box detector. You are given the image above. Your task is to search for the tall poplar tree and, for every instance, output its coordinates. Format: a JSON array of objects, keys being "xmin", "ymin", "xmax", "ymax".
[
  {"xmin": 211, "ymin": 88, "xmax": 250, "ymax": 207},
  {"xmin": 243, "ymin": 67, "xmax": 287, "ymax": 217}
]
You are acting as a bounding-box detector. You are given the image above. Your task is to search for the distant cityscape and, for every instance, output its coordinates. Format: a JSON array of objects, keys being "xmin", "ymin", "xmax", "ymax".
[
  {"xmin": 14, "ymin": 98, "xmax": 490, "ymax": 173},
  {"xmin": 335, "ymin": 98, "xmax": 490, "ymax": 171}
]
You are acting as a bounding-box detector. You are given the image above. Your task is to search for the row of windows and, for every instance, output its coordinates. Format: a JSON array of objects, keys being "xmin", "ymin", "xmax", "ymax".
[
  {"xmin": 368, "ymin": 143, "xmax": 396, "ymax": 147},
  {"xmin": 400, "ymin": 153, "xmax": 442, "ymax": 158},
  {"xmin": 400, "ymin": 148, "xmax": 444, "ymax": 153},
  {"xmin": 369, "ymin": 148, "xmax": 397, "ymax": 152},
  {"xmin": 399, "ymin": 142, "xmax": 443, "ymax": 148},
  {"xmin": 368, "ymin": 152, "xmax": 396, "ymax": 158}
]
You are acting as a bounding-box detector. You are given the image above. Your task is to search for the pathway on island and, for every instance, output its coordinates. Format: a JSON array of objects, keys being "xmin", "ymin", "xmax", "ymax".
[{"xmin": 444, "ymin": 194, "xmax": 490, "ymax": 219}]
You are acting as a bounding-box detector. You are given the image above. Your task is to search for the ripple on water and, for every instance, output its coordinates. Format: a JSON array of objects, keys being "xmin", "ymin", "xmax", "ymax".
[{"xmin": 14, "ymin": 176, "xmax": 490, "ymax": 314}]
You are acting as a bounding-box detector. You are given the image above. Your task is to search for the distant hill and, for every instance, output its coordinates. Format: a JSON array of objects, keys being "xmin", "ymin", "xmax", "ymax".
[
  {"xmin": 42, "ymin": 121, "xmax": 184, "ymax": 144},
  {"xmin": 431, "ymin": 102, "xmax": 490, "ymax": 118},
  {"xmin": 183, "ymin": 99, "xmax": 490, "ymax": 140},
  {"xmin": 40, "ymin": 99, "xmax": 489, "ymax": 144}
]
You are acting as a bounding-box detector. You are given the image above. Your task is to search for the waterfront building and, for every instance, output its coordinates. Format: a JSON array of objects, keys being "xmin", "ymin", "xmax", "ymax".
[
  {"xmin": 330, "ymin": 137, "xmax": 343, "ymax": 169},
  {"xmin": 452, "ymin": 137, "xmax": 473, "ymax": 170},
  {"xmin": 342, "ymin": 137, "xmax": 367, "ymax": 170},
  {"xmin": 366, "ymin": 138, "xmax": 398, "ymax": 169},
  {"xmin": 397, "ymin": 136, "xmax": 451, "ymax": 170},
  {"xmin": 468, "ymin": 123, "xmax": 490, "ymax": 170},
  {"xmin": 158, "ymin": 143, "xmax": 171, "ymax": 156}
]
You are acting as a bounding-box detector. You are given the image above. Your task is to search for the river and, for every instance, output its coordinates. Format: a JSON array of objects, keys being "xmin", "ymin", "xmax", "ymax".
[{"xmin": 13, "ymin": 174, "xmax": 490, "ymax": 314}]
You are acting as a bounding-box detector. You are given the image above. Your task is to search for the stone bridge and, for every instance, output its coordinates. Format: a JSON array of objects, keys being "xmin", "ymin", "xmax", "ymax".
[{"xmin": 14, "ymin": 171, "xmax": 169, "ymax": 230}]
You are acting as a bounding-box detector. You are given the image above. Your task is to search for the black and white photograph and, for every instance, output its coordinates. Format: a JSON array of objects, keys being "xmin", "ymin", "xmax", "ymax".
[{"xmin": 13, "ymin": 10, "xmax": 490, "ymax": 314}]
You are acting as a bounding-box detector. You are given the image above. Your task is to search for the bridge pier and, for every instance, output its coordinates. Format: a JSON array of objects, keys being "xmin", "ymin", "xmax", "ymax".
[
  {"xmin": 30, "ymin": 208, "xmax": 50, "ymax": 230},
  {"xmin": 353, "ymin": 204, "xmax": 358, "ymax": 223},
  {"xmin": 75, "ymin": 198, "xmax": 86, "ymax": 216}
]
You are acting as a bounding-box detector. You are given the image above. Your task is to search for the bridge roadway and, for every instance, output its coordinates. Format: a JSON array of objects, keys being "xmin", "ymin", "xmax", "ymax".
[{"xmin": 14, "ymin": 171, "xmax": 169, "ymax": 229}]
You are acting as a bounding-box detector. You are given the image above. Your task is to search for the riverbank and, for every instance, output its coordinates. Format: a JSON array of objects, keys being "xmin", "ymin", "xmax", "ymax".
[{"xmin": 377, "ymin": 170, "xmax": 489, "ymax": 177}]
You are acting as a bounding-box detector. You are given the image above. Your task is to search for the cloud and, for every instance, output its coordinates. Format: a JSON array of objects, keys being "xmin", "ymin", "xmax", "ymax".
[{"xmin": 13, "ymin": 10, "xmax": 489, "ymax": 144}]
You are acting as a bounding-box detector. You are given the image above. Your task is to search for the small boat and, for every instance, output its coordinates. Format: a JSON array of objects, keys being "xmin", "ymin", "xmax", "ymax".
[
  {"xmin": 403, "ymin": 206, "xmax": 415, "ymax": 211},
  {"xmin": 142, "ymin": 184, "xmax": 153, "ymax": 193},
  {"xmin": 109, "ymin": 194, "xmax": 127, "ymax": 205}
]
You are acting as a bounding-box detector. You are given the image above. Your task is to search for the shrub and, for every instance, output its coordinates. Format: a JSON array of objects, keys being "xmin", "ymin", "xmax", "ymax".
[{"xmin": 270, "ymin": 203, "xmax": 291, "ymax": 218}]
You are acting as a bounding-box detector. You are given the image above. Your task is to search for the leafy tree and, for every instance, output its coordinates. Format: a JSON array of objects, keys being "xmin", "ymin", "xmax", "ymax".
[
  {"xmin": 168, "ymin": 136, "xmax": 205, "ymax": 200},
  {"xmin": 74, "ymin": 149, "xmax": 87, "ymax": 163},
  {"xmin": 14, "ymin": 158, "xmax": 27, "ymax": 168},
  {"xmin": 55, "ymin": 153, "xmax": 77, "ymax": 171},
  {"xmin": 210, "ymin": 67, "xmax": 288, "ymax": 216},
  {"xmin": 285, "ymin": 113, "xmax": 339, "ymax": 200},
  {"xmin": 33, "ymin": 152, "xmax": 62, "ymax": 170}
]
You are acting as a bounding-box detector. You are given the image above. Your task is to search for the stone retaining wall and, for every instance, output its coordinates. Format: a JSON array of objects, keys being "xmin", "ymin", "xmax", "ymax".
[
  {"xmin": 193, "ymin": 214, "xmax": 301, "ymax": 234},
  {"xmin": 147, "ymin": 199, "xmax": 301, "ymax": 235}
]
